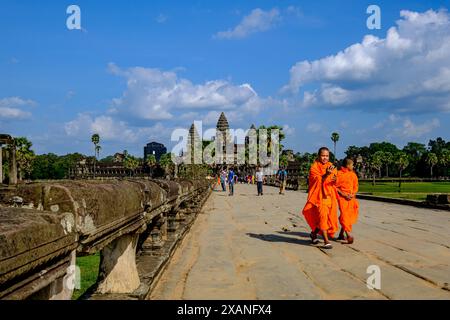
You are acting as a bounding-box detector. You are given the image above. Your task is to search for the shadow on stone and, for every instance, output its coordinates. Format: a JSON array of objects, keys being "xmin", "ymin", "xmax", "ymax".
[
  {"xmin": 276, "ymin": 231, "xmax": 312, "ymax": 238},
  {"xmin": 246, "ymin": 232, "xmax": 311, "ymax": 246}
]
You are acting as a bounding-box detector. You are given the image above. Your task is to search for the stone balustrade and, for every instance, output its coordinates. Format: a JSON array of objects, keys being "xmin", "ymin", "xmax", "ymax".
[{"xmin": 0, "ymin": 178, "xmax": 213, "ymax": 300}]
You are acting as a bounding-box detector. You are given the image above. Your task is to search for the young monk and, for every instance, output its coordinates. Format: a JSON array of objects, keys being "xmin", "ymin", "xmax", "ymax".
[
  {"xmin": 302, "ymin": 147, "xmax": 339, "ymax": 249},
  {"xmin": 336, "ymin": 158, "xmax": 359, "ymax": 244}
]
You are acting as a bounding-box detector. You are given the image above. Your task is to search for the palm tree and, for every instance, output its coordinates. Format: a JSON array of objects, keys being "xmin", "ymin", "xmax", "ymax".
[
  {"xmin": 382, "ymin": 151, "xmax": 393, "ymax": 177},
  {"xmin": 425, "ymin": 152, "xmax": 438, "ymax": 178},
  {"xmin": 396, "ymin": 152, "xmax": 409, "ymax": 190},
  {"xmin": 91, "ymin": 134, "xmax": 100, "ymax": 178},
  {"xmin": 14, "ymin": 137, "xmax": 35, "ymax": 181},
  {"xmin": 160, "ymin": 153, "xmax": 174, "ymax": 177},
  {"xmin": 146, "ymin": 154, "xmax": 156, "ymax": 176},
  {"xmin": 146, "ymin": 154, "xmax": 156, "ymax": 167},
  {"xmin": 439, "ymin": 149, "xmax": 450, "ymax": 177},
  {"xmin": 368, "ymin": 154, "xmax": 383, "ymax": 186},
  {"xmin": 123, "ymin": 154, "xmax": 139, "ymax": 177},
  {"xmin": 95, "ymin": 145, "xmax": 102, "ymax": 159},
  {"xmin": 331, "ymin": 132, "xmax": 340, "ymax": 158},
  {"xmin": 372, "ymin": 151, "xmax": 384, "ymax": 178}
]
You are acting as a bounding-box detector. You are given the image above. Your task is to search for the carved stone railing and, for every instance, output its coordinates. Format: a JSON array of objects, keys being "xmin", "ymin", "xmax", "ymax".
[{"xmin": 0, "ymin": 178, "xmax": 213, "ymax": 300}]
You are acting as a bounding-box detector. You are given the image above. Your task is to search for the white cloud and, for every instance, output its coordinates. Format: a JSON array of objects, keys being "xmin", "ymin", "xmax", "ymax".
[
  {"xmin": 306, "ymin": 123, "xmax": 322, "ymax": 133},
  {"xmin": 389, "ymin": 118, "xmax": 440, "ymax": 139},
  {"xmin": 0, "ymin": 107, "xmax": 31, "ymax": 119},
  {"xmin": 283, "ymin": 9, "xmax": 450, "ymax": 113},
  {"xmin": 0, "ymin": 97, "xmax": 36, "ymax": 108},
  {"xmin": 283, "ymin": 124, "xmax": 295, "ymax": 136},
  {"xmin": 215, "ymin": 8, "xmax": 281, "ymax": 39},
  {"xmin": 64, "ymin": 113, "xmax": 175, "ymax": 145},
  {"xmin": 108, "ymin": 63, "xmax": 265, "ymax": 121},
  {"xmin": 65, "ymin": 114, "xmax": 137, "ymax": 142},
  {"xmin": 0, "ymin": 97, "xmax": 36, "ymax": 120}
]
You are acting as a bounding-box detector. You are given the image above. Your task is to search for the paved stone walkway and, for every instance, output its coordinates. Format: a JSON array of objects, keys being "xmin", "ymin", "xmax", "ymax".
[{"xmin": 150, "ymin": 184, "xmax": 450, "ymax": 300}]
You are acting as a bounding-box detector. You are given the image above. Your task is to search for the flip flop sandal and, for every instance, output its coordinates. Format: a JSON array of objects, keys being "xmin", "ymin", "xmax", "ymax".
[
  {"xmin": 322, "ymin": 243, "xmax": 333, "ymax": 249},
  {"xmin": 346, "ymin": 236, "xmax": 354, "ymax": 244},
  {"xmin": 310, "ymin": 232, "xmax": 320, "ymax": 244}
]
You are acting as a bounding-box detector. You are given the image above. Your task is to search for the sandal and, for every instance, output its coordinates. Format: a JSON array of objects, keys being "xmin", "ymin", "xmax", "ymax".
[
  {"xmin": 310, "ymin": 232, "xmax": 320, "ymax": 244},
  {"xmin": 345, "ymin": 236, "xmax": 354, "ymax": 244},
  {"xmin": 322, "ymin": 243, "xmax": 333, "ymax": 249}
]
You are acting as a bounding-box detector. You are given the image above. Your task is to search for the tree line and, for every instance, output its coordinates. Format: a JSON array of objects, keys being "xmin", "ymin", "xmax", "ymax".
[{"xmin": 294, "ymin": 137, "xmax": 450, "ymax": 181}]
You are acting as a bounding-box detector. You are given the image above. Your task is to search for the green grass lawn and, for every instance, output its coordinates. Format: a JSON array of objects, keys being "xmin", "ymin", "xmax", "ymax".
[
  {"xmin": 72, "ymin": 253, "xmax": 100, "ymax": 300},
  {"xmin": 358, "ymin": 181, "xmax": 450, "ymax": 201}
]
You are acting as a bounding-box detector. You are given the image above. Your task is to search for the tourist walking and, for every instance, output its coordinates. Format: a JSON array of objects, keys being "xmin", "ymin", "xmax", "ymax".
[
  {"xmin": 256, "ymin": 167, "xmax": 264, "ymax": 196},
  {"xmin": 220, "ymin": 168, "xmax": 227, "ymax": 192},
  {"xmin": 277, "ymin": 167, "xmax": 288, "ymax": 195},
  {"xmin": 228, "ymin": 168, "xmax": 236, "ymax": 196}
]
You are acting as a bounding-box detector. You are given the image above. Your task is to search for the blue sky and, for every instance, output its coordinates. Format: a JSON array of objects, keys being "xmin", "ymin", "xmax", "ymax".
[{"xmin": 1, "ymin": 0, "xmax": 449, "ymax": 159}]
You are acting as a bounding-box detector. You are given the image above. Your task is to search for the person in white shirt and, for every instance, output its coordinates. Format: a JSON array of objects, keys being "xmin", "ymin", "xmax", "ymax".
[{"xmin": 256, "ymin": 166, "xmax": 264, "ymax": 196}]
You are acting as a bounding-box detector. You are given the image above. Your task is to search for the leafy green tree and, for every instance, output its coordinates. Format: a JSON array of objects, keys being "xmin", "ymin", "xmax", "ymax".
[
  {"xmin": 403, "ymin": 142, "xmax": 426, "ymax": 159},
  {"xmin": 31, "ymin": 153, "xmax": 84, "ymax": 180},
  {"xmin": 428, "ymin": 137, "xmax": 446, "ymax": 155},
  {"xmin": 280, "ymin": 154, "xmax": 288, "ymax": 168}
]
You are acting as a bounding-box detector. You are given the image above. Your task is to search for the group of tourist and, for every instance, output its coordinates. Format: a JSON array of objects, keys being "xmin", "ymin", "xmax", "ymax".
[
  {"xmin": 218, "ymin": 168, "xmax": 236, "ymax": 196},
  {"xmin": 216, "ymin": 166, "xmax": 289, "ymax": 197},
  {"xmin": 302, "ymin": 147, "xmax": 359, "ymax": 249}
]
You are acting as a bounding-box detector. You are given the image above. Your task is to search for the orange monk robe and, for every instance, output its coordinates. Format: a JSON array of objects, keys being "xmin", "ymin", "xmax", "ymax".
[
  {"xmin": 336, "ymin": 167, "xmax": 359, "ymax": 232},
  {"xmin": 302, "ymin": 161, "xmax": 339, "ymax": 238}
]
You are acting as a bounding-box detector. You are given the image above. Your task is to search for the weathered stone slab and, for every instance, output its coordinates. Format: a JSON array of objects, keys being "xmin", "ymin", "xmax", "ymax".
[{"xmin": 0, "ymin": 207, "xmax": 77, "ymax": 299}]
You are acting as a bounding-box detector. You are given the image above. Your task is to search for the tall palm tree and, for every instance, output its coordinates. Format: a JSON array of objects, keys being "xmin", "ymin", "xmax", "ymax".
[
  {"xmin": 14, "ymin": 137, "xmax": 35, "ymax": 181},
  {"xmin": 425, "ymin": 152, "xmax": 438, "ymax": 178},
  {"xmin": 123, "ymin": 154, "xmax": 139, "ymax": 177},
  {"xmin": 372, "ymin": 151, "xmax": 384, "ymax": 178},
  {"xmin": 146, "ymin": 154, "xmax": 156, "ymax": 176},
  {"xmin": 439, "ymin": 149, "xmax": 450, "ymax": 177},
  {"xmin": 91, "ymin": 134, "xmax": 100, "ymax": 178},
  {"xmin": 382, "ymin": 151, "xmax": 393, "ymax": 177},
  {"xmin": 396, "ymin": 152, "xmax": 409, "ymax": 190},
  {"xmin": 146, "ymin": 154, "xmax": 156, "ymax": 167},
  {"xmin": 331, "ymin": 132, "xmax": 340, "ymax": 159},
  {"xmin": 95, "ymin": 145, "xmax": 102, "ymax": 160},
  {"xmin": 368, "ymin": 154, "xmax": 383, "ymax": 186}
]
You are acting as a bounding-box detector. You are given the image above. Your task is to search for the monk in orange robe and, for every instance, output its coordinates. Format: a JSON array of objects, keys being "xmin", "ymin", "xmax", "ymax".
[
  {"xmin": 302, "ymin": 147, "xmax": 339, "ymax": 249},
  {"xmin": 336, "ymin": 158, "xmax": 359, "ymax": 244}
]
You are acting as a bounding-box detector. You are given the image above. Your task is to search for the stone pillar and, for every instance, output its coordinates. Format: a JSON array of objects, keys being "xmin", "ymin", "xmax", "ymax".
[
  {"xmin": 30, "ymin": 251, "xmax": 77, "ymax": 300},
  {"xmin": 50, "ymin": 250, "xmax": 77, "ymax": 300},
  {"xmin": 9, "ymin": 143, "xmax": 17, "ymax": 185},
  {"xmin": 96, "ymin": 234, "xmax": 140, "ymax": 294}
]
